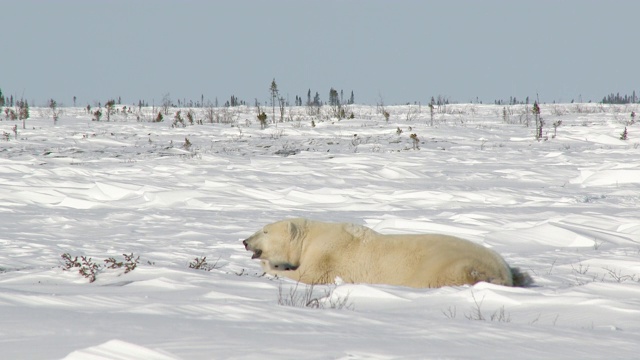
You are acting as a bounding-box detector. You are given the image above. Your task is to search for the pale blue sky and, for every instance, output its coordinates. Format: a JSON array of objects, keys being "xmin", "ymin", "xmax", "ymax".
[{"xmin": 2, "ymin": 0, "xmax": 638, "ymax": 106}]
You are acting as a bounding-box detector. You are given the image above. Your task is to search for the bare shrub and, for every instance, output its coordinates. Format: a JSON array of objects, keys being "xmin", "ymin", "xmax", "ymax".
[
  {"xmin": 189, "ymin": 256, "xmax": 221, "ymax": 271},
  {"xmin": 204, "ymin": 104, "xmax": 215, "ymax": 123},
  {"xmin": 551, "ymin": 105, "xmax": 567, "ymax": 116},
  {"xmin": 277, "ymin": 282, "xmax": 353, "ymax": 310},
  {"xmin": 405, "ymin": 105, "xmax": 420, "ymax": 121},
  {"xmin": 464, "ymin": 290, "xmax": 511, "ymax": 322},
  {"xmin": 603, "ymin": 266, "xmax": 637, "ymax": 283},
  {"xmin": 442, "ymin": 306, "xmax": 457, "ymax": 319},
  {"xmin": 162, "ymin": 93, "xmax": 172, "ymax": 115},
  {"xmin": 465, "ymin": 290, "xmax": 486, "ymax": 321},
  {"xmin": 218, "ymin": 107, "xmax": 237, "ymax": 124},
  {"xmin": 48, "ymin": 99, "xmax": 63, "ymax": 123}
]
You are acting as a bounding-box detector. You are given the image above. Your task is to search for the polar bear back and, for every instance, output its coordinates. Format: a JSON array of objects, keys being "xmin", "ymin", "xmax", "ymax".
[{"xmin": 294, "ymin": 221, "xmax": 513, "ymax": 287}]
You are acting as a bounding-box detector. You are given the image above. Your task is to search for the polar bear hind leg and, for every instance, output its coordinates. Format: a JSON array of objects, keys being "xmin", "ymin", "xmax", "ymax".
[{"xmin": 456, "ymin": 259, "xmax": 513, "ymax": 287}]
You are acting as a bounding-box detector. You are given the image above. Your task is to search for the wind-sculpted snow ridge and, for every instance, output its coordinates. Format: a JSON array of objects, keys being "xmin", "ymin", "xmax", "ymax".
[
  {"xmin": 0, "ymin": 103, "xmax": 639, "ymax": 359},
  {"xmin": 63, "ymin": 339, "xmax": 179, "ymax": 360}
]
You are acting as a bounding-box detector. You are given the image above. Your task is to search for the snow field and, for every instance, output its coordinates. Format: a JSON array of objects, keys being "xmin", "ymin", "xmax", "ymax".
[{"xmin": 1, "ymin": 103, "xmax": 639, "ymax": 359}]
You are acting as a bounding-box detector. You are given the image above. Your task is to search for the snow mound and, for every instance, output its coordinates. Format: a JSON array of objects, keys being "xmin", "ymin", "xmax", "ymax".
[
  {"xmin": 571, "ymin": 169, "xmax": 640, "ymax": 186},
  {"xmin": 63, "ymin": 339, "xmax": 179, "ymax": 360}
]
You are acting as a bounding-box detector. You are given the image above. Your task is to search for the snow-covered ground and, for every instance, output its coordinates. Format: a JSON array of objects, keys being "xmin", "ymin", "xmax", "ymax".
[{"xmin": 1, "ymin": 103, "xmax": 639, "ymax": 359}]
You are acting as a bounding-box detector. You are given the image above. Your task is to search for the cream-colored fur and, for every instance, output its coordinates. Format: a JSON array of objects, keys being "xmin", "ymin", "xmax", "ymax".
[{"xmin": 243, "ymin": 218, "xmax": 529, "ymax": 288}]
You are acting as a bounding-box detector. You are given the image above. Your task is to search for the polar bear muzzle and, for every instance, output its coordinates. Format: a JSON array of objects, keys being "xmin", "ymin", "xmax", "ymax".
[{"xmin": 242, "ymin": 239, "xmax": 262, "ymax": 259}]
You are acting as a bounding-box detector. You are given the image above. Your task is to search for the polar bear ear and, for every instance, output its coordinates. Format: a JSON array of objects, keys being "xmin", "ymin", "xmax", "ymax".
[{"xmin": 288, "ymin": 221, "xmax": 299, "ymax": 241}]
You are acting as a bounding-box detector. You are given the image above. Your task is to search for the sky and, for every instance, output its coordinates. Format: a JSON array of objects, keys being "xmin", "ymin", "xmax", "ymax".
[{"xmin": 1, "ymin": 0, "xmax": 639, "ymax": 107}]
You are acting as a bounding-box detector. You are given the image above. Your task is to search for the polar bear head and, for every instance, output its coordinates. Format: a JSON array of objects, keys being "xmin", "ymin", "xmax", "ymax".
[{"xmin": 242, "ymin": 219, "xmax": 305, "ymax": 271}]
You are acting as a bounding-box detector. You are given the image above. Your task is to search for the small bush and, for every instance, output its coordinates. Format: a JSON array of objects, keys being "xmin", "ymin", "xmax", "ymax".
[
  {"xmin": 257, "ymin": 111, "xmax": 268, "ymax": 129},
  {"xmin": 188, "ymin": 256, "xmax": 221, "ymax": 271},
  {"xmin": 93, "ymin": 109, "xmax": 102, "ymax": 122},
  {"xmin": 409, "ymin": 133, "xmax": 420, "ymax": 150},
  {"xmin": 172, "ymin": 111, "xmax": 185, "ymax": 128},
  {"xmin": 105, "ymin": 253, "xmax": 140, "ymax": 274},
  {"xmin": 61, "ymin": 253, "xmax": 100, "ymax": 283},
  {"xmin": 552, "ymin": 120, "xmax": 562, "ymax": 138},
  {"xmin": 105, "ymin": 100, "xmax": 116, "ymax": 121},
  {"xmin": 186, "ymin": 110, "xmax": 195, "ymax": 125},
  {"xmin": 183, "ymin": 137, "xmax": 192, "ymax": 150},
  {"xmin": 61, "ymin": 253, "xmax": 139, "ymax": 282},
  {"xmin": 620, "ymin": 127, "xmax": 628, "ymax": 140}
]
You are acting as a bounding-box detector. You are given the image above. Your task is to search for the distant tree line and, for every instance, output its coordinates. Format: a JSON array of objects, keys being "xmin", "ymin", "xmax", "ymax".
[
  {"xmin": 119, "ymin": 88, "xmax": 355, "ymax": 109},
  {"xmin": 601, "ymin": 91, "xmax": 638, "ymax": 104},
  {"xmin": 494, "ymin": 96, "xmax": 530, "ymax": 106},
  {"xmin": 431, "ymin": 95, "xmax": 451, "ymax": 106},
  {"xmin": 10, "ymin": 83, "xmax": 638, "ymax": 109}
]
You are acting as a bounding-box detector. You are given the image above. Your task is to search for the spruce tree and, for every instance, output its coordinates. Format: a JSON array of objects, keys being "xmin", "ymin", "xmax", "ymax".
[{"xmin": 270, "ymin": 79, "xmax": 278, "ymax": 125}]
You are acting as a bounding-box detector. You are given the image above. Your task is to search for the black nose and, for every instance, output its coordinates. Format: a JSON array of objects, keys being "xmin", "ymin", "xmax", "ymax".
[{"xmin": 242, "ymin": 239, "xmax": 248, "ymax": 249}]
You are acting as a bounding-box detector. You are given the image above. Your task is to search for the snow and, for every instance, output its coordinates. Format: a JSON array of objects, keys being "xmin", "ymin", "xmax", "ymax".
[{"xmin": 1, "ymin": 103, "xmax": 639, "ymax": 359}]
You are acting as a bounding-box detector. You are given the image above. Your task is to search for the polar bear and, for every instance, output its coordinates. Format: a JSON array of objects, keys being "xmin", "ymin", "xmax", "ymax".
[{"xmin": 242, "ymin": 218, "xmax": 531, "ymax": 288}]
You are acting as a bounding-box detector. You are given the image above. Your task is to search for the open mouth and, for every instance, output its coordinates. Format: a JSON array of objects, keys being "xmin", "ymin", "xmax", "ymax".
[{"xmin": 242, "ymin": 240, "xmax": 262, "ymax": 259}]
